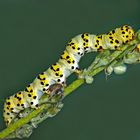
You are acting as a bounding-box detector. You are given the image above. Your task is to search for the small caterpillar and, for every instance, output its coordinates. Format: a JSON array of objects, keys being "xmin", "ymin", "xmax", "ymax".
[{"xmin": 3, "ymin": 25, "xmax": 135, "ymax": 126}]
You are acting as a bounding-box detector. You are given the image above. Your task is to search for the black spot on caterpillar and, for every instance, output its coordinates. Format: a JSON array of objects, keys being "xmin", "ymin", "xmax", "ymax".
[{"xmin": 3, "ymin": 25, "xmax": 135, "ymax": 126}]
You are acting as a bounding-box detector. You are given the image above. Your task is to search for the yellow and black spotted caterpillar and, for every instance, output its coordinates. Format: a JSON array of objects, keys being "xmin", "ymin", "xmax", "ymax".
[{"xmin": 3, "ymin": 25, "xmax": 135, "ymax": 126}]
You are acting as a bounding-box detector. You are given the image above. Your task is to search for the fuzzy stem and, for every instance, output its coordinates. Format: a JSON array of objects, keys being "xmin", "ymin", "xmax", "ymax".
[{"xmin": 0, "ymin": 29, "xmax": 140, "ymax": 140}]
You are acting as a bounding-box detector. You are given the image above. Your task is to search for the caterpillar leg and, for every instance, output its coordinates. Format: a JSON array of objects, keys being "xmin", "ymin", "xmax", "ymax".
[
  {"xmin": 116, "ymin": 47, "xmax": 123, "ymax": 51},
  {"xmin": 73, "ymin": 67, "xmax": 82, "ymax": 77},
  {"xmin": 74, "ymin": 67, "xmax": 81, "ymax": 74}
]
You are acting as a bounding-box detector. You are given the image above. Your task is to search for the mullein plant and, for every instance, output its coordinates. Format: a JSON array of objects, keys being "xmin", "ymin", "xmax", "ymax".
[{"xmin": 0, "ymin": 28, "xmax": 140, "ymax": 139}]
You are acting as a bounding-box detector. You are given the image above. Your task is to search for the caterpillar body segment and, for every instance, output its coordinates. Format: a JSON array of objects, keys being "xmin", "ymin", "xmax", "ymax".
[{"xmin": 3, "ymin": 25, "xmax": 135, "ymax": 126}]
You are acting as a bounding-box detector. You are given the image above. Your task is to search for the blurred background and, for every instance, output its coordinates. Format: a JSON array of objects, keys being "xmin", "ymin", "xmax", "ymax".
[{"xmin": 0, "ymin": 0, "xmax": 140, "ymax": 140}]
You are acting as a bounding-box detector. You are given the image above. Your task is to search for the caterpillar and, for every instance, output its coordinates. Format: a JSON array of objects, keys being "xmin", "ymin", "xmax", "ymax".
[{"xmin": 3, "ymin": 25, "xmax": 135, "ymax": 126}]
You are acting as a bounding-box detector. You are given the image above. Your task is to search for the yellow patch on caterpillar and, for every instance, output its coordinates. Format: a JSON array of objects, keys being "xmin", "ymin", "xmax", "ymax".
[
  {"xmin": 37, "ymin": 73, "xmax": 49, "ymax": 86},
  {"xmin": 119, "ymin": 25, "xmax": 134, "ymax": 43},
  {"xmin": 81, "ymin": 33, "xmax": 89, "ymax": 50},
  {"xmin": 51, "ymin": 63, "xmax": 63, "ymax": 77},
  {"xmin": 94, "ymin": 36, "xmax": 103, "ymax": 51},
  {"xmin": 13, "ymin": 92, "xmax": 25, "ymax": 106},
  {"xmin": 60, "ymin": 50, "xmax": 75, "ymax": 64},
  {"xmin": 106, "ymin": 30, "xmax": 122, "ymax": 49},
  {"xmin": 5, "ymin": 97, "xmax": 15, "ymax": 110},
  {"xmin": 68, "ymin": 41, "xmax": 79, "ymax": 51}
]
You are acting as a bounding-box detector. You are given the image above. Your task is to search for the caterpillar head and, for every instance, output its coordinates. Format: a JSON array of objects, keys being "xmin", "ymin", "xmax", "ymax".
[{"xmin": 119, "ymin": 25, "xmax": 135, "ymax": 43}]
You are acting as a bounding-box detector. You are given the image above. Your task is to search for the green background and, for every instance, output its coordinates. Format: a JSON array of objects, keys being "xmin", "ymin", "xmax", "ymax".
[{"xmin": 0, "ymin": 0, "xmax": 140, "ymax": 140}]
